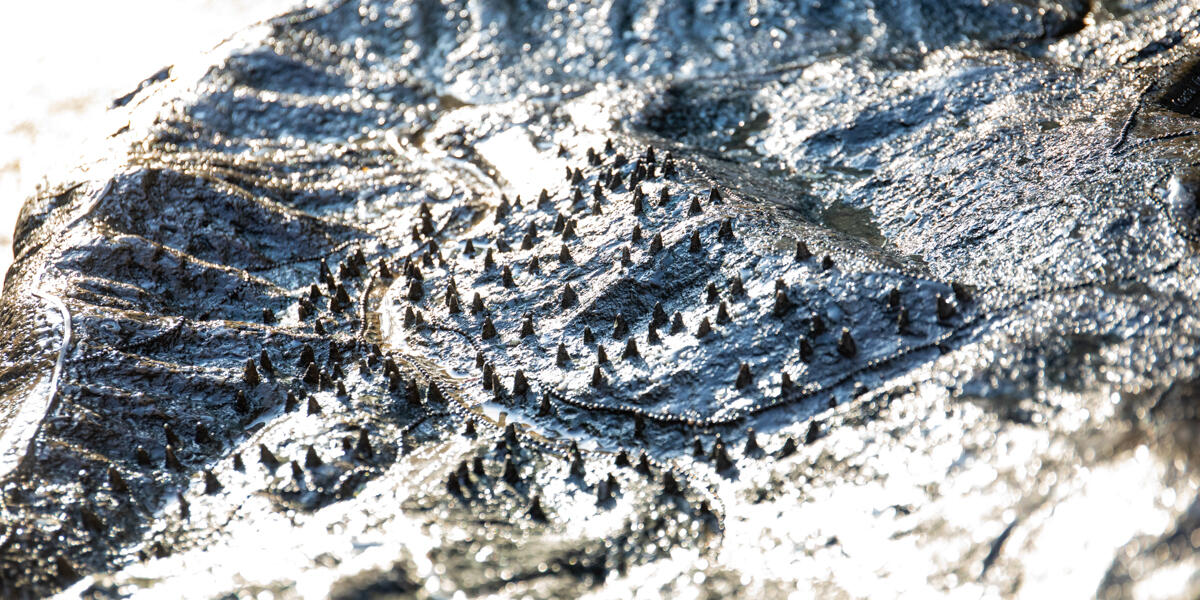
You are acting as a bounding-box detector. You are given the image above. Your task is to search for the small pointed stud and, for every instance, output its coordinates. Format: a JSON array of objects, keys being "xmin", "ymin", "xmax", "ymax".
[
  {"xmin": 795, "ymin": 240, "xmax": 812, "ymax": 261},
  {"xmin": 670, "ymin": 312, "xmax": 684, "ymax": 334},
  {"xmin": 561, "ymin": 284, "xmax": 578, "ymax": 309},
  {"xmin": 736, "ymin": 363, "xmax": 752, "ymax": 389},
  {"xmin": 937, "ymin": 294, "xmax": 956, "ymax": 321},
  {"xmin": 203, "ymin": 469, "xmax": 221, "ymax": 494},
  {"xmin": 688, "ymin": 229, "xmax": 702, "ymax": 252},
  {"xmin": 557, "ymin": 343, "xmax": 571, "ymax": 367},
  {"xmin": 622, "ymin": 338, "xmax": 639, "ymax": 359},
  {"xmin": 482, "ymin": 316, "xmax": 498, "ymax": 340},
  {"xmin": 696, "ymin": 317, "xmax": 712, "ymax": 338},
  {"xmin": 838, "ymin": 328, "xmax": 857, "ymax": 358},
  {"xmin": 244, "ymin": 358, "xmax": 260, "ymax": 387},
  {"xmin": 716, "ymin": 301, "xmax": 731, "ymax": 324},
  {"xmin": 649, "ymin": 232, "xmax": 663, "ymax": 254},
  {"xmin": 591, "ymin": 365, "xmax": 605, "ymax": 387}
]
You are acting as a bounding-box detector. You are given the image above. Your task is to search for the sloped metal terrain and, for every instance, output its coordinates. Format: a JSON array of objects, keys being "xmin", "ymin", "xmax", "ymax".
[{"xmin": 5, "ymin": 0, "xmax": 1200, "ymax": 597}]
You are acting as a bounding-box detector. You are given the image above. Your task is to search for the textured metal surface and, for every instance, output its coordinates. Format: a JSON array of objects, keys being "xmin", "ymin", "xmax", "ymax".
[{"xmin": 4, "ymin": 0, "xmax": 1200, "ymax": 597}]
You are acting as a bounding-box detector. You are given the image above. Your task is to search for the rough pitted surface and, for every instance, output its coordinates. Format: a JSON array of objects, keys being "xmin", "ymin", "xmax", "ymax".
[{"xmin": 5, "ymin": 0, "xmax": 1200, "ymax": 597}]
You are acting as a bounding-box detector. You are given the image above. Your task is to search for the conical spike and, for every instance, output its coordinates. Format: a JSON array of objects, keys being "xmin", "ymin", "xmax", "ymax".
[{"xmin": 736, "ymin": 363, "xmax": 752, "ymax": 389}]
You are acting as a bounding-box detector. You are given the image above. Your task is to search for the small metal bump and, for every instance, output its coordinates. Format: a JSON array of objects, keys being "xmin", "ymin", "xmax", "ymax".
[
  {"xmin": 428, "ymin": 381, "xmax": 445, "ymax": 403},
  {"xmin": 647, "ymin": 324, "xmax": 661, "ymax": 344},
  {"xmin": 553, "ymin": 213, "xmax": 566, "ymax": 234},
  {"xmin": 821, "ymin": 255, "xmax": 834, "ymax": 270},
  {"xmin": 636, "ymin": 452, "xmax": 652, "ymax": 476},
  {"xmin": 472, "ymin": 455, "xmax": 485, "ymax": 477},
  {"xmin": 471, "ymin": 293, "xmax": 486, "ymax": 314},
  {"xmin": 403, "ymin": 306, "xmax": 416, "ymax": 328},
  {"xmin": 314, "ymin": 320, "xmax": 326, "ymax": 335},
  {"xmin": 838, "ymin": 328, "xmax": 858, "ymax": 358},
  {"xmin": 234, "ymin": 390, "xmax": 250, "ymax": 414},
  {"xmin": 736, "ymin": 363, "xmax": 752, "ymax": 389},
  {"xmin": 514, "ymin": 370, "xmax": 530, "ymax": 395},
  {"xmin": 597, "ymin": 345, "xmax": 609, "ymax": 363},
  {"xmin": 561, "ymin": 284, "xmax": 578, "ymax": 309},
  {"xmin": 781, "ymin": 372, "xmax": 794, "ymax": 395},
  {"xmin": 591, "ymin": 365, "xmax": 605, "ymax": 387},
  {"xmin": 108, "ymin": 466, "xmax": 128, "ymax": 495},
  {"xmin": 688, "ymin": 229, "xmax": 702, "ymax": 252},
  {"xmin": 529, "ymin": 495, "xmax": 548, "ymax": 521},
  {"xmin": 649, "ymin": 232, "xmax": 663, "ymax": 254},
  {"xmin": 232, "ymin": 452, "xmax": 245, "ymax": 472},
  {"xmin": 689, "ymin": 196, "xmax": 702, "ymax": 215},
  {"xmin": 716, "ymin": 301, "xmax": 731, "ymax": 324},
  {"xmin": 937, "ymin": 294, "xmax": 956, "ymax": 321},
  {"xmin": 538, "ymin": 394, "xmax": 552, "ymax": 416},
  {"xmin": 562, "ymin": 219, "xmax": 577, "ymax": 239},
  {"xmin": 952, "ymin": 282, "xmax": 971, "ymax": 304},
  {"xmin": 620, "ymin": 246, "xmax": 631, "ymax": 265},
  {"xmin": 615, "ymin": 450, "xmax": 631, "ymax": 467},
  {"xmin": 696, "ymin": 317, "xmax": 712, "ymax": 338},
  {"xmin": 718, "ymin": 218, "xmax": 734, "ymax": 240},
  {"xmin": 709, "ymin": 187, "xmax": 722, "ymax": 203},
  {"xmin": 810, "ymin": 313, "xmax": 826, "ymax": 336},
  {"xmin": 203, "ymin": 469, "xmax": 221, "ymax": 494},
  {"xmin": 503, "ymin": 265, "xmax": 516, "ymax": 287},
  {"xmin": 464, "ymin": 420, "xmax": 477, "ymax": 436},
  {"xmin": 805, "ymin": 421, "xmax": 820, "ymax": 444},
  {"xmin": 262, "ymin": 307, "xmax": 276, "ymax": 325},
  {"xmin": 583, "ymin": 326, "xmax": 595, "ymax": 344},
  {"xmin": 446, "ymin": 473, "xmax": 462, "ymax": 496},
  {"xmin": 194, "ymin": 422, "xmax": 213, "ymax": 445},
  {"xmin": 774, "ymin": 290, "xmax": 793, "ymax": 317},
  {"xmin": 795, "ymin": 241, "xmax": 812, "ymax": 261},
  {"xmin": 307, "ymin": 396, "xmax": 321, "ymax": 415},
  {"xmin": 632, "ymin": 224, "xmax": 642, "ymax": 244},
  {"xmin": 612, "ymin": 313, "xmax": 629, "ymax": 338},
  {"xmin": 705, "ymin": 282, "xmax": 719, "ymax": 304},
  {"xmin": 520, "ymin": 315, "xmax": 535, "ymax": 338},
  {"xmin": 670, "ymin": 312, "xmax": 684, "ymax": 334},
  {"xmin": 711, "ymin": 439, "xmax": 733, "ymax": 471},
  {"xmin": 503, "ymin": 457, "xmax": 519, "ymax": 484},
  {"xmin": 559, "ymin": 244, "xmax": 573, "ymax": 263},
  {"xmin": 744, "ymin": 428, "xmax": 760, "ymax": 454},
  {"xmin": 528, "ymin": 255, "xmax": 541, "ymax": 273},
  {"xmin": 244, "ymin": 359, "xmax": 260, "ymax": 387},
  {"xmin": 662, "ymin": 472, "xmax": 681, "ymax": 496},
  {"xmin": 505, "ymin": 423, "xmax": 519, "ymax": 449},
  {"xmin": 557, "ymin": 343, "xmax": 571, "ymax": 367},
  {"xmin": 634, "ymin": 415, "xmax": 646, "ymax": 439},
  {"xmin": 305, "ymin": 446, "xmax": 322, "ymax": 469},
  {"xmin": 303, "ymin": 363, "xmax": 320, "ymax": 385},
  {"xmin": 622, "ymin": 338, "xmax": 640, "ymax": 359},
  {"xmin": 336, "ymin": 381, "xmax": 348, "ymax": 397},
  {"xmin": 482, "ymin": 316, "xmax": 498, "ymax": 340},
  {"xmin": 484, "ymin": 248, "xmax": 496, "ymax": 270},
  {"xmin": 165, "ymin": 445, "xmax": 185, "ymax": 471},
  {"xmin": 135, "ymin": 445, "xmax": 151, "ymax": 467},
  {"xmin": 259, "ymin": 444, "xmax": 279, "ymax": 468},
  {"xmin": 799, "ymin": 337, "xmax": 813, "ymax": 361},
  {"xmin": 291, "ymin": 460, "xmax": 305, "ymax": 481},
  {"xmin": 778, "ymin": 437, "xmax": 798, "ymax": 458},
  {"xmin": 259, "ymin": 350, "xmax": 274, "ymax": 376},
  {"xmin": 298, "ymin": 345, "xmax": 315, "ymax": 368},
  {"xmin": 692, "ymin": 437, "xmax": 705, "ymax": 457}
]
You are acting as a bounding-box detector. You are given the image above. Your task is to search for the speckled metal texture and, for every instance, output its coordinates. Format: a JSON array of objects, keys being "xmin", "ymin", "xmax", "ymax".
[{"xmin": 5, "ymin": 0, "xmax": 1200, "ymax": 597}]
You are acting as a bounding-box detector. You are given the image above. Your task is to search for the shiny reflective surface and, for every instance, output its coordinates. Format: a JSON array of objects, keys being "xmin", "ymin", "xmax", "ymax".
[{"xmin": 2, "ymin": 0, "xmax": 1200, "ymax": 598}]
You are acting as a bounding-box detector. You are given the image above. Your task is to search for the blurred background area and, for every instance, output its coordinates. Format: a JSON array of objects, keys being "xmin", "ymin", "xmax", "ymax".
[{"xmin": 0, "ymin": 0, "xmax": 299, "ymax": 287}]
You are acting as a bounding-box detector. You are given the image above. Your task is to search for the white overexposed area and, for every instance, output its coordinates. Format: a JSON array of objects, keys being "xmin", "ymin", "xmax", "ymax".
[{"xmin": 0, "ymin": 0, "xmax": 299, "ymax": 287}]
